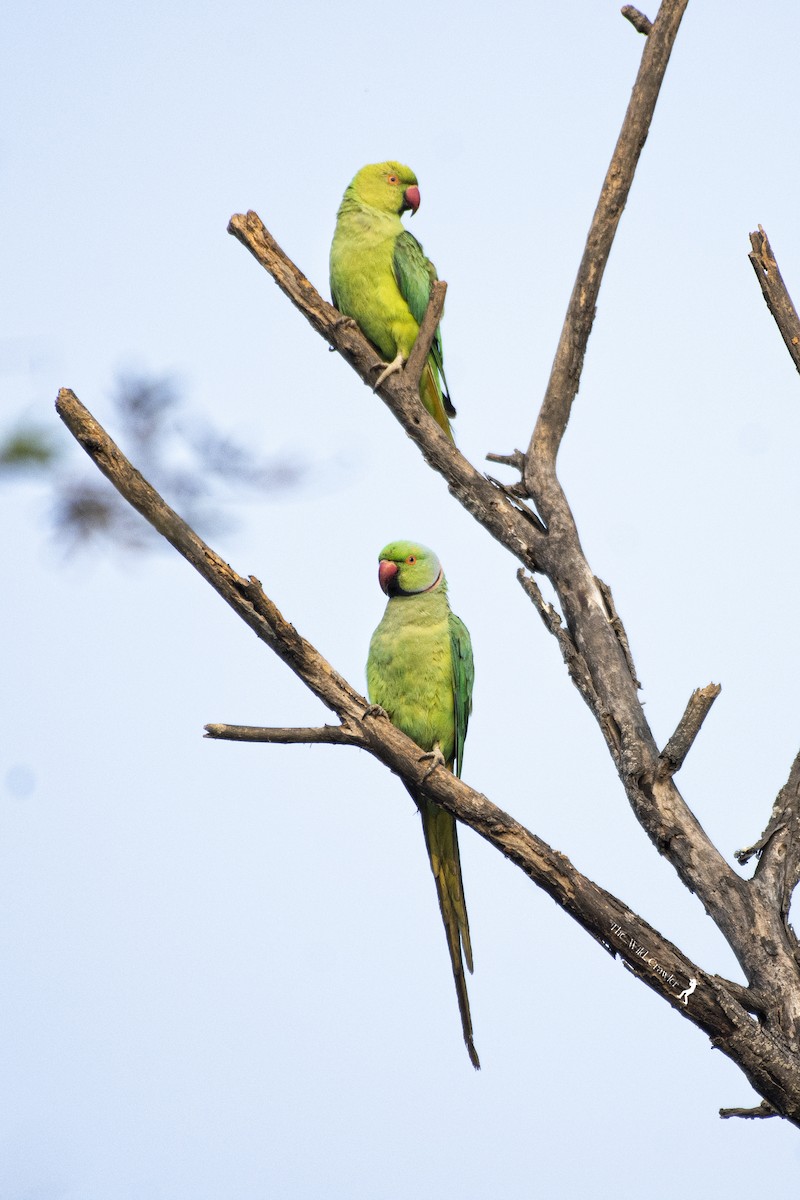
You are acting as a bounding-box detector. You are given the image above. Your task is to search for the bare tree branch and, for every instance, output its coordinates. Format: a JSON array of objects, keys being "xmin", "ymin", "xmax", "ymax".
[
  {"xmin": 621, "ymin": 6, "xmax": 654, "ymax": 35},
  {"xmin": 719, "ymin": 1101, "xmax": 778, "ymax": 1121},
  {"xmin": 525, "ymin": 0, "xmax": 689, "ymax": 503},
  {"xmin": 54, "ymin": 384, "xmax": 800, "ymax": 1123},
  {"xmin": 486, "ymin": 450, "xmax": 525, "ymax": 471},
  {"xmin": 748, "ymin": 226, "xmax": 800, "ymax": 376},
  {"xmin": 657, "ymin": 684, "xmax": 722, "ymax": 780},
  {"xmin": 405, "ymin": 280, "xmax": 447, "ymax": 389},
  {"xmin": 204, "ymin": 723, "xmax": 360, "ymax": 746}
]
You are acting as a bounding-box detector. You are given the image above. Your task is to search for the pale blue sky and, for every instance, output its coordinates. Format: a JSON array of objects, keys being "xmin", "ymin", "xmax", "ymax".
[{"xmin": 4, "ymin": 1, "xmax": 800, "ymax": 1196}]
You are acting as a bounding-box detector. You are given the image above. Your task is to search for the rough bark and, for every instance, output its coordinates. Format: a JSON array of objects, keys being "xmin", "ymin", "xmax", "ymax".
[{"xmin": 748, "ymin": 227, "xmax": 800, "ymax": 376}]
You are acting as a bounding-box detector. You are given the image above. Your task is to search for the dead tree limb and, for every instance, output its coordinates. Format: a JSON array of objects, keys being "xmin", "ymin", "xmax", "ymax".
[
  {"xmin": 204, "ymin": 724, "xmax": 359, "ymax": 746},
  {"xmin": 719, "ymin": 1100, "xmax": 778, "ymax": 1120},
  {"xmin": 405, "ymin": 280, "xmax": 447, "ymax": 388},
  {"xmin": 748, "ymin": 227, "xmax": 800, "ymax": 376},
  {"xmin": 622, "ymin": 6, "xmax": 654, "ymax": 35},
  {"xmin": 54, "ymin": 386, "xmax": 800, "ymax": 1123},
  {"xmin": 525, "ymin": 0, "xmax": 690, "ymax": 490},
  {"xmin": 657, "ymin": 685, "xmax": 722, "ymax": 780}
]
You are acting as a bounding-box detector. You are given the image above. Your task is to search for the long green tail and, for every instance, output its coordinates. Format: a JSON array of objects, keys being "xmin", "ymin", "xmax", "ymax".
[
  {"xmin": 419, "ymin": 796, "xmax": 479, "ymax": 1069},
  {"xmin": 419, "ymin": 360, "xmax": 455, "ymax": 442}
]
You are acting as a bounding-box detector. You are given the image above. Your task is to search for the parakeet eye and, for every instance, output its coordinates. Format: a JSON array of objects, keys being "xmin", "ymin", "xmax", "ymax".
[
  {"xmin": 406, "ymin": 555, "xmax": 416, "ymax": 564},
  {"xmin": 387, "ymin": 174, "xmax": 399, "ymax": 185}
]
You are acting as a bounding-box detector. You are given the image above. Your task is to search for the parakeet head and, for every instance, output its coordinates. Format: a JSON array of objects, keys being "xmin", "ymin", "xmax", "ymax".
[
  {"xmin": 377, "ymin": 540, "xmax": 443, "ymax": 597},
  {"xmin": 350, "ymin": 162, "xmax": 420, "ymax": 216}
]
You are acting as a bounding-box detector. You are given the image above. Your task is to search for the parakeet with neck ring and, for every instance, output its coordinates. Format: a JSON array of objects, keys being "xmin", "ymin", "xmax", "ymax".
[
  {"xmin": 367, "ymin": 540, "xmax": 478, "ymax": 1067},
  {"xmin": 330, "ymin": 162, "xmax": 456, "ymax": 440}
]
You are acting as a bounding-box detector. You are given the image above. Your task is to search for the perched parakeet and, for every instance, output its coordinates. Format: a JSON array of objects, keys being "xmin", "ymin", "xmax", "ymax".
[
  {"xmin": 330, "ymin": 162, "xmax": 456, "ymax": 441},
  {"xmin": 366, "ymin": 540, "xmax": 478, "ymax": 1068}
]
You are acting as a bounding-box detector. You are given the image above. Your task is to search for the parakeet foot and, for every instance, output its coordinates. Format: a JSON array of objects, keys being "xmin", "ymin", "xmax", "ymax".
[
  {"xmin": 373, "ymin": 352, "xmax": 405, "ymax": 391},
  {"xmin": 419, "ymin": 745, "xmax": 447, "ymax": 782},
  {"xmin": 363, "ymin": 703, "xmax": 389, "ymax": 721},
  {"xmin": 332, "ymin": 314, "xmax": 359, "ymax": 333}
]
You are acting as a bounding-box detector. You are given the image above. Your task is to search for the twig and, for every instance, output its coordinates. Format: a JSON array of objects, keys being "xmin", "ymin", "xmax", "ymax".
[
  {"xmin": 657, "ymin": 684, "xmax": 721, "ymax": 780},
  {"xmin": 405, "ymin": 280, "xmax": 447, "ymax": 388},
  {"xmin": 204, "ymin": 723, "xmax": 360, "ymax": 745},
  {"xmin": 719, "ymin": 1100, "xmax": 778, "ymax": 1120},
  {"xmin": 748, "ymin": 227, "xmax": 800, "ymax": 376},
  {"xmin": 486, "ymin": 450, "xmax": 525, "ymax": 471},
  {"xmin": 621, "ymin": 6, "xmax": 653, "ymax": 34}
]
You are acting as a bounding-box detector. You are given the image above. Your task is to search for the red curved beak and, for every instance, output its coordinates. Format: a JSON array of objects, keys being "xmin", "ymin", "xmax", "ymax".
[
  {"xmin": 403, "ymin": 185, "xmax": 420, "ymax": 215},
  {"xmin": 378, "ymin": 559, "xmax": 398, "ymax": 594}
]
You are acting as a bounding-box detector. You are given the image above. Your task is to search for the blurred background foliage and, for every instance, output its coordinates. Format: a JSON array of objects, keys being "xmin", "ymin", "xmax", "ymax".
[{"xmin": 1, "ymin": 373, "xmax": 304, "ymax": 552}]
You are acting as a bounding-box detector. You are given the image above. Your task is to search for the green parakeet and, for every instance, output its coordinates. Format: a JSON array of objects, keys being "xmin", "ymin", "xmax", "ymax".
[
  {"xmin": 366, "ymin": 540, "xmax": 478, "ymax": 1068},
  {"xmin": 330, "ymin": 162, "xmax": 456, "ymax": 441}
]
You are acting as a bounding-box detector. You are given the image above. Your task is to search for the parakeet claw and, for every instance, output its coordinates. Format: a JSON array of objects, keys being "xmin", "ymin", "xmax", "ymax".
[
  {"xmin": 419, "ymin": 745, "xmax": 447, "ymax": 782},
  {"xmin": 372, "ymin": 352, "xmax": 405, "ymax": 391},
  {"xmin": 363, "ymin": 703, "xmax": 389, "ymax": 721}
]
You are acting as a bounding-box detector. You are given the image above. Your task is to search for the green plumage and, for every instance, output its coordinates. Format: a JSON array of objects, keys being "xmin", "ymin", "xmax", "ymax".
[
  {"xmin": 366, "ymin": 540, "xmax": 478, "ymax": 1068},
  {"xmin": 330, "ymin": 162, "xmax": 456, "ymax": 440}
]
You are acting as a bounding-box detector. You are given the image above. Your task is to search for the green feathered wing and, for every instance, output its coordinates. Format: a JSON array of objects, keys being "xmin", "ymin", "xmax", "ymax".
[
  {"xmin": 448, "ymin": 611, "xmax": 474, "ymax": 780},
  {"xmin": 392, "ymin": 232, "xmax": 456, "ymax": 433}
]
